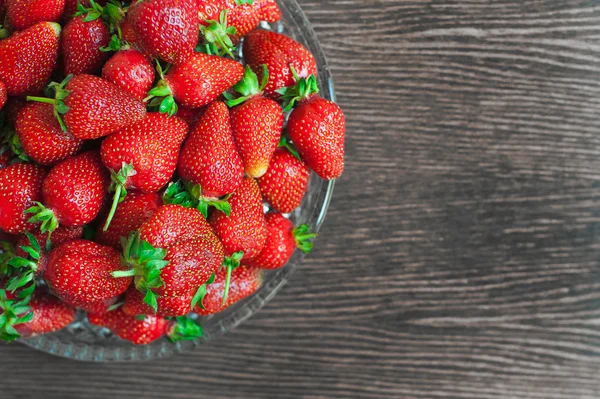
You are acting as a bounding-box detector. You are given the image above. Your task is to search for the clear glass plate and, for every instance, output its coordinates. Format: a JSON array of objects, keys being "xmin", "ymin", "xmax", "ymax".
[{"xmin": 19, "ymin": 0, "xmax": 337, "ymax": 362}]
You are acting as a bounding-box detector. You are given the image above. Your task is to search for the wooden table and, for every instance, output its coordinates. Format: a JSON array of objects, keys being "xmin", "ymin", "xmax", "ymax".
[{"xmin": 3, "ymin": 1, "xmax": 600, "ymax": 398}]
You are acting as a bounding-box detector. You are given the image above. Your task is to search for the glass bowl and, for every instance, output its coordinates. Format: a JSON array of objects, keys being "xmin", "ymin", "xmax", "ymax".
[{"xmin": 19, "ymin": 0, "xmax": 337, "ymax": 362}]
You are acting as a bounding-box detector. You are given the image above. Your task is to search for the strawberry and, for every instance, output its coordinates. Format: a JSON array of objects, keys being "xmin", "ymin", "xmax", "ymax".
[
  {"xmin": 175, "ymin": 106, "xmax": 205, "ymax": 126},
  {"xmin": 253, "ymin": 0, "xmax": 280, "ymax": 22},
  {"xmin": 119, "ymin": 19, "xmax": 153, "ymax": 60},
  {"xmin": 102, "ymin": 49, "xmax": 155, "ymax": 101},
  {"xmin": 245, "ymin": 213, "xmax": 315, "ymax": 270},
  {"xmin": 96, "ymin": 192, "xmax": 162, "ymax": 249},
  {"xmin": 114, "ymin": 205, "xmax": 224, "ymax": 313},
  {"xmin": 177, "ymin": 101, "xmax": 244, "ymax": 209},
  {"xmin": 0, "ymin": 22, "xmax": 61, "ymax": 96},
  {"xmin": 0, "ymin": 163, "xmax": 46, "ymax": 234},
  {"xmin": 27, "ymin": 151, "xmax": 110, "ymax": 235},
  {"xmin": 225, "ymin": 66, "xmax": 284, "ymax": 178},
  {"xmin": 257, "ymin": 148, "xmax": 310, "ymax": 214},
  {"xmin": 62, "ymin": 15, "xmax": 111, "ymax": 76},
  {"xmin": 72, "ymin": 296, "xmax": 119, "ymax": 314},
  {"xmin": 27, "ymin": 74, "xmax": 147, "ymax": 140},
  {"xmin": 88, "ymin": 308, "xmax": 203, "ymax": 345},
  {"xmin": 127, "ymin": 0, "xmax": 198, "ymax": 65},
  {"xmin": 196, "ymin": 0, "xmax": 227, "ymax": 24},
  {"xmin": 194, "ymin": 265, "xmax": 262, "ymax": 316},
  {"xmin": 243, "ymin": 29, "xmax": 317, "ymax": 98},
  {"xmin": 100, "ymin": 113, "xmax": 188, "ymax": 230},
  {"xmin": 0, "ymin": 80, "xmax": 6, "ymax": 110},
  {"xmin": 226, "ymin": 1, "xmax": 260, "ymax": 41},
  {"xmin": 208, "ymin": 177, "xmax": 266, "ymax": 278},
  {"xmin": 44, "ymin": 239, "xmax": 132, "ymax": 306},
  {"xmin": 280, "ymin": 73, "xmax": 345, "ymax": 180},
  {"xmin": 15, "ymin": 102, "xmax": 84, "ymax": 166},
  {"xmin": 0, "ymin": 289, "xmax": 75, "ymax": 342},
  {"xmin": 5, "ymin": 0, "xmax": 64, "ymax": 31},
  {"xmin": 122, "ymin": 287, "xmax": 193, "ymax": 317},
  {"xmin": 62, "ymin": 0, "xmax": 108, "ymax": 23},
  {"xmin": 147, "ymin": 53, "xmax": 243, "ymax": 116}
]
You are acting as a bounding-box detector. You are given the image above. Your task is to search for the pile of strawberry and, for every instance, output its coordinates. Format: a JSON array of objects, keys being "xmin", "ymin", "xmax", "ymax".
[{"xmin": 0, "ymin": 0, "xmax": 344, "ymax": 345}]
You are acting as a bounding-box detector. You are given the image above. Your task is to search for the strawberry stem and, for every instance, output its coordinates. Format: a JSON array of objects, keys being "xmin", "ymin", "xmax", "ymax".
[
  {"xmin": 221, "ymin": 251, "xmax": 244, "ymax": 305},
  {"xmin": 104, "ymin": 163, "xmax": 135, "ymax": 231},
  {"xmin": 199, "ymin": 10, "xmax": 237, "ymax": 58},
  {"xmin": 25, "ymin": 202, "xmax": 59, "ymax": 235},
  {"xmin": 25, "ymin": 97, "xmax": 55, "ymax": 105},
  {"xmin": 224, "ymin": 65, "xmax": 269, "ymax": 107},
  {"xmin": 27, "ymin": 75, "xmax": 73, "ymax": 132},
  {"xmin": 276, "ymin": 66, "xmax": 320, "ymax": 111},
  {"xmin": 293, "ymin": 224, "xmax": 317, "ymax": 253},
  {"xmin": 167, "ymin": 316, "xmax": 203, "ymax": 342}
]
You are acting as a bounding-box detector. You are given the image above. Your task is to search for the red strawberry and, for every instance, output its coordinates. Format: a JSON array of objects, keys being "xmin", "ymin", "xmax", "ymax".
[
  {"xmin": 62, "ymin": 0, "xmax": 108, "ymax": 23},
  {"xmin": 195, "ymin": 0, "xmax": 227, "ymax": 24},
  {"xmin": 6, "ymin": 0, "xmax": 64, "ymax": 31},
  {"xmin": 148, "ymin": 52, "xmax": 244, "ymax": 115},
  {"xmin": 96, "ymin": 192, "xmax": 162, "ymax": 249},
  {"xmin": 122, "ymin": 287, "xmax": 193, "ymax": 317},
  {"xmin": 115, "ymin": 205, "xmax": 224, "ymax": 315},
  {"xmin": 102, "ymin": 49, "xmax": 155, "ymax": 101},
  {"xmin": 127, "ymin": 0, "xmax": 198, "ymax": 65},
  {"xmin": 226, "ymin": 1, "xmax": 260, "ymax": 41},
  {"xmin": 27, "ymin": 151, "xmax": 110, "ymax": 234},
  {"xmin": 226, "ymin": 66, "xmax": 284, "ymax": 178},
  {"xmin": 194, "ymin": 265, "xmax": 262, "ymax": 316},
  {"xmin": 15, "ymin": 102, "xmax": 84, "ymax": 166},
  {"xmin": 245, "ymin": 213, "xmax": 315, "ymax": 270},
  {"xmin": 253, "ymin": 0, "xmax": 280, "ymax": 22},
  {"xmin": 62, "ymin": 15, "xmax": 111, "ymax": 76},
  {"xmin": 208, "ymin": 177, "xmax": 266, "ymax": 260},
  {"xmin": 0, "ymin": 289, "xmax": 75, "ymax": 342},
  {"xmin": 119, "ymin": 19, "xmax": 153, "ymax": 60},
  {"xmin": 281, "ymin": 75, "xmax": 345, "ymax": 180},
  {"xmin": 177, "ymin": 101, "xmax": 244, "ymax": 201},
  {"xmin": 257, "ymin": 148, "xmax": 310, "ymax": 213},
  {"xmin": 0, "ymin": 81, "xmax": 6, "ymax": 110},
  {"xmin": 243, "ymin": 29, "xmax": 317, "ymax": 97},
  {"xmin": 44, "ymin": 239, "xmax": 132, "ymax": 306},
  {"xmin": 28, "ymin": 74, "xmax": 147, "ymax": 140},
  {"xmin": 100, "ymin": 113, "xmax": 188, "ymax": 230},
  {"xmin": 89, "ymin": 308, "xmax": 203, "ymax": 345},
  {"xmin": 0, "ymin": 163, "xmax": 46, "ymax": 234},
  {"xmin": 0, "ymin": 22, "xmax": 61, "ymax": 96}
]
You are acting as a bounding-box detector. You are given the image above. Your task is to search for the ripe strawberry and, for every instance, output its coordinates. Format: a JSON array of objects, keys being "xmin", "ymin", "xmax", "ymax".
[
  {"xmin": 253, "ymin": 0, "xmax": 280, "ymax": 22},
  {"xmin": 45, "ymin": 239, "xmax": 132, "ymax": 306},
  {"xmin": 226, "ymin": 1, "xmax": 260, "ymax": 41},
  {"xmin": 0, "ymin": 163, "xmax": 46, "ymax": 234},
  {"xmin": 243, "ymin": 29, "xmax": 317, "ymax": 97},
  {"xmin": 194, "ymin": 265, "xmax": 262, "ymax": 316},
  {"xmin": 127, "ymin": 0, "xmax": 198, "ymax": 65},
  {"xmin": 62, "ymin": 15, "xmax": 111, "ymax": 76},
  {"xmin": 122, "ymin": 287, "xmax": 193, "ymax": 317},
  {"xmin": 0, "ymin": 80, "xmax": 6, "ymax": 110},
  {"xmin": 27, "ymin": 151, "xmax": 110, "ymax": 234},
  {"xmin": 0, "ymin": 289, "xmax": 75, "ymax": 342},
  {"xmin": 0, "ymin": 22, "xmax": 61, "ymax": 96},
  {"xmin": 245, "ymin": 213, "xmax": 315, "ymax": 270},
  {"xmin": 208, "ymin": 177, "xmax": 266, "ymax": 260},
  {"xmin": 114, "ymin": 205, "xmax": 224, "ymax": 313},
  {"xmin": 5, "ymin": 0, "xmax": 64, "ymax": 31},
  {"xmin": 96, "ymin": 192, "xmax": 162, "ymax": 249},
  {"xmin": 100, "ymin": 113, "xmax": 188, "ymax": 230},
  {"xmin": 15, "ymin": 102, "xmax": 84, "ymax": 166},
  {"xmin": 62, "ymin": 0, "xmax": 108, "ymax": 23},
  {"xmin": 147, "ymin": 53, "xmax": 244, "ymax": 115},
  {"xmin": 226, "ymin": 66, "xmax": 284, "ymax": 178},
  {"xmin": 89, "ymin": 308, "xmax": 203, "ymax": 345},
  {"xmin": 102, "ymin": 49, "xmax": 155, "ymax": 101},
  {"xmin": 196, "ymin": 0, "xmax": 227, "ymax": 24},
  {"xmin": 177, "ymin": 101, "xmax": 244, "ymax": 203},
  {"xmin": 27, "ymin": 74, "xmax": 147, "ymax": 140}
]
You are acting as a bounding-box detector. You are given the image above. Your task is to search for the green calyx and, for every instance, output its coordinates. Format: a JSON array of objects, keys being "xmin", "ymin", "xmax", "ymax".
[
  {"xmin": 199, "ymin": 10, "xmax": 237, "ymax": 58},
  {"xmin": 112, "ymin": 232, "xmax": 169, "ymax": 313},
  {"xmin": 278, "ymin": 134, "xmax": 301, "ymax": 161},
  {"xmin": 103, "ymin": 163, "xmax": 136, "ymax": 231},
  {"xmin": 223, "ymin": 65, "xmax": 269, "ymax": 107},
  {"xmin": 163, "ymin": 180, "xmax": 232, "ymax": 219},
  {"xmin": 0, "ymin": 241, "xmax": 16, "ymax": 276},
  {"xmin": 190, "ymin": 272, "xmax": 216, "ymax": 310},
  {"xmin": 221, "ymin": 251, "xmax": 244, "ymax": 305},
  {"xmin": 293, "ymin": 224, "xmax": 317, "ymax": 254},
  {"xmin": 2, "ymin": 130, "xmax": 30, "ymax": 163},
  {"xmin": 26, "ymin": 202, "xmax": 59, "ymax": 235},
  {"xmin": 144, "ymin": 62, "xmax": 178, "ymax": 117},
  {"xmin": 276, "ymin": 66, "xmax": 320, "ymax": 112},
  {"xmin": 76, "ymin": 0, "xmax": 126, "ymax": 39},
  {"xmin": 0, "ymin": 26, "xmax": 8, "ymax": 40},
  {"xmin": 27, "ymin": 74, "xmax": 73, "ymax": 133},
  {"xmin": 5, "ymin": 233, "xmax": 42, "ymax": 294},
  {"xmin": 0, "ymin": 289, "xmax": 33, "ymax": 342},
  {"xmin": 167, "ymin": 316, "xmax": 204, "ymax": 342}
]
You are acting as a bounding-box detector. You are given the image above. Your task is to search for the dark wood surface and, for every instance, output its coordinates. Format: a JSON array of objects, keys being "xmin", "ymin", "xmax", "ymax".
[{"xmin": 3, "ymin": 1, "xmax": 600, "ymax": 398}]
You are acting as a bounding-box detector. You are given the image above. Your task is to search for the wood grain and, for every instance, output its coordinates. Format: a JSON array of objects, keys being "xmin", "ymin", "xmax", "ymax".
[{"xmin": 3, "ymin": 1, "xmax": 600, "ymax": 398}]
